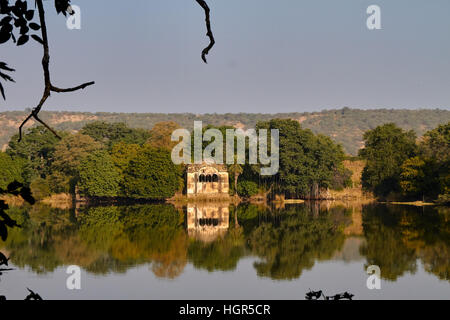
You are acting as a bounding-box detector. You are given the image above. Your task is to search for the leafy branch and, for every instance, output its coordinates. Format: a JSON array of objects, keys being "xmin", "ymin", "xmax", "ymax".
[
  {"xmin": 0, "ymin": 181, "xmax": 40, "ymax": 300},
  {"xmin": 0, "ymin": 62, "xmax": 14, "ymax": 100},
  {"xmin": 0, "ymin": 180, "xmax": 34, "ymax": 241}
]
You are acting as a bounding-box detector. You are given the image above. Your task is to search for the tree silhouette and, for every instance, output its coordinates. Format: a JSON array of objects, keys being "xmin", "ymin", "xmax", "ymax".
[
  {"xmin": 0, "ymin": 180, "xmax": 35, "ymax": 289},
  {"xmin": 0, "ymin": 0, "xmax": 215, "ymax": 139},
  {"xmin": 0, "ymin": 181, "xmax": 34, "ymax": 241}
]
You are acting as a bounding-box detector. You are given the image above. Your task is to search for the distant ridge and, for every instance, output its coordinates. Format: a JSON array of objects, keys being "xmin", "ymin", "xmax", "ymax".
[{"xmin": 1, "ymin": 108, "xmax": 449, "ymax": 155}]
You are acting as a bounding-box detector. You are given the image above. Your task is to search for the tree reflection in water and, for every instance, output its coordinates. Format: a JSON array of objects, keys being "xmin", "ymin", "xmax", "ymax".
[
  {"xmin": 361, "ymin": 204, "xmax": 449, "ymax": 281},
  {"xmin": 0, "ymin": 202, "xmax": 448, "ymax": 282},
  {"xmin": 247, "ymin": 204, "xmax": 350, "ymax": 280}
]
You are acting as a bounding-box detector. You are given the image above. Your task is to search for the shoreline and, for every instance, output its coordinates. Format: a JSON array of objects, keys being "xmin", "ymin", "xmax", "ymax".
[
  {"xmin": 379, "ymin": 201, "xmax": 437, "ymax": 207},
  {"xmin": 3, "ymin": 193, "xmax": 447, "ymax": 209}
]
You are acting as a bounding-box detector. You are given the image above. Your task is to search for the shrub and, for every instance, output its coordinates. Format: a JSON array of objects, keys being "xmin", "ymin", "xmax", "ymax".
[{"xmin": 237, "ymin": 180, "xmax": 259, "ymax": 198}]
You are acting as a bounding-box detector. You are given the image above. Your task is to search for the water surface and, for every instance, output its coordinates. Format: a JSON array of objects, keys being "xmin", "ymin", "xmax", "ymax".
[{"xmin": 1, "ymin": 202, "xmax": 448, "ymax": 299}]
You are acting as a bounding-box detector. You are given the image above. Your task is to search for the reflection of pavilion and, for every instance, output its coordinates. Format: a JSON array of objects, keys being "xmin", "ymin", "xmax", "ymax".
[{"xmin": 186, "ymin": 203, "xmax": 230, "ymax": 242}]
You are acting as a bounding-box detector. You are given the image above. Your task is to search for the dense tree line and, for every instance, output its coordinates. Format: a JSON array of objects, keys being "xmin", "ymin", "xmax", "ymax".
[
  {"xmin": 2, "ymin": 119, "xmax": 448, "ymax": 202},
  {"xmin": 1, "ymin": 109, "xmax": 449, "ymax": 156},
  {"xmin": 359, "ymin": 122, "xmax": 449, "ymax": 203},
  {"xmin": 0, "ymin": 119, "xmax": 351, "ymax": 200},
  {"xmin": 0, "ymin": 121, "xmax": 183, "ymax": 200},
  {"xmin": 255, "ymin": 119, "xmax": 351, "ymax": 199}
]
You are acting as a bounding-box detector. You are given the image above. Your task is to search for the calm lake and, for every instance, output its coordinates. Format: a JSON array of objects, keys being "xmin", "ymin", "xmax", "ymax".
[{"xmin": 0, "ymin": 202, "xmax": 449, "ymax": 300}]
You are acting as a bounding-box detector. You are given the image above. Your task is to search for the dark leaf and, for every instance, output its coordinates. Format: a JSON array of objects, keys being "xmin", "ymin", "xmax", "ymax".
[
  {"xmin": 16, "ymin": 33, "xmax": 28, "ymax": 45},
  {"xmin": 7, "ymin": 181, "xmax": 22, "ymax": 192},
  {"xmin": 55, "ymin": 0, "xmax": 71, "ymax": 16},
  {"xmin": 15, "ymin": 17, "xmax": 26, "ymax": 28},
  {"xmin": 24, "ymin": 9, "xmax": 33, "ymax": 20},
  {"xmin": 29, "ymin": 22, "xmax": 40, "ymax": 30},
  {"xmin": 0, "ymin": 30, "xmax": 11, "ymax": 44},
  {"xmin": 31, "ymin": 34, "xmax": 43, "ymax": 45},
  {"xmin": 0, "ymin": 62, "xmax": 15, "ymax": 72},
  {"xmin": 0, "ymin": 222, "xmax": 7, "ymax": 242},
  {"xmin": 0, "ymin": 16, "xmax": 13, "ymax": 25},
  {"xmin": 21, "ymin": 0, "xmax": 27, "ymax": 11},
  {"xmin": 0, "ymin": 71, "xmax": 15, "ymax": 82},
  {"xmin": 1, "ymin": 214, "xmax": 20, "ymax": 228},
  {"xmin": 12, "ymin": 5, "xmax": 22, "ymax": 18},
  {"xmin": 1, "ymin": 22, "xmax": 13, "ymax": 34},
  {"xmin": 19, "ymin": 187, "xmax": 35, "ymax": 205},
  {"xmin": 0, "ymin": 0, "xmax": 9, "ymax": 14},
  {"xmin": 0, "ymin": 200, "xmax": 7, "ymax": 211},
  {"xmin": 0, "ymin": 62, "xmax": 14, "ymax": 99},
  {"xmin": 0, "ymin": 83, "xmax": 4, "ymax": 100},
  {"xmin": 3, "ymin": 23, "xmax": 13, "ymax": 33},
  {"xmin": 19, "ymin": 24, "xmax": 28, "ymax": 34}
]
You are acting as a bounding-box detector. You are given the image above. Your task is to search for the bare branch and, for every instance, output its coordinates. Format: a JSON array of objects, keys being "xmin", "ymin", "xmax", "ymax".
[
  {"xmin": 18, "ymin": 0, "xmax": 213, "ymax": 140},
  {"xmin": 18, "ymin": 93, "xmax": 50, "ymax": 142},
  {"xmin": 51, "ymin": 81, "xmax": 95, "ymax": 93},
  {"xmin": 195, "ymin": 0, "xmax": 215, "ymax": 63},
  {"xmin": 18, "ymin": 0, "xmax": 95, "ymax": 141},
  {"xmin": 18, "ymin": 113, "xmax": 33, "ymax": 142},
  {"xmin": 32, "ymin": 113, "xmax": 61, "ymax": 139}
]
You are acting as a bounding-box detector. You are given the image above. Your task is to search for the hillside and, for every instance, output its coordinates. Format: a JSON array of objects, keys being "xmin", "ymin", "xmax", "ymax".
[{"xmin": 1, "ymin": 108, "xmax": 449, "ymax": 155}]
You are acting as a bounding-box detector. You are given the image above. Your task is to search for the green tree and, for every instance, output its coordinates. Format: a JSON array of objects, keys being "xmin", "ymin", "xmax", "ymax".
[
  {"xmin": 146, "ymin": 121, "xmax": 181, "ymax": 150},
  {"xmin": 52, "ymin": 133, "xmax": 103, "ymax": 177},
  {"xmin": 359, "ymin": 123, "xmax": 417, "ymax": 198},
  {"xmin": 46, "ymin": 171, "xmax": 71, "ymax": 194},
  {"xmin": 49, "ymin": 133, "xmax": 103, "ymax": 192},
  {"xmin": 30, "ymin": 177, "xmax": 51, "ymax": 201},
  {"xmin": 237, "ymin": 180, "xmax": 258, "ymax": 198},
  {"xmin": 311, "ymin": 134, "xmax": 348, "ymax": 196},
  {"xmin": 78, "ymin": 150, "xmax": 121, "ymax": 198},
  {"xmin": 81, "ymin": 121, "xmax": 150, "ymax": 147},
  {"xmin": 0, "ymin": 152, "xmax": 25, "ymax": 188},
  {"xmin": 110, "ymin": 142, "xmax": 141, "ymax": 173},
  {"xmin": 331, "ymin": 165, "xmax": 353, "ymax": 190},
  {"xmin": 7, "ymin": 126, "xmax": 62, "ymax": 181},
  {"xmin": 110, "ymin": 142, "xmax": 142, "ymax": 196},
  {"xmin": 256, "ymin": 119, "xmax": 346, "ymax": 198},
  {"xmin": 420, "ymin": 123, "xmax": 449, "ymax": 202},
  {"xmin": 421, "ymin": 122, "xmax": 450, "ymax": 162},
  {"xmin": 122, "ymin": 146, "xmax": 182, "ymax": 199},
  {"xmin": 399, "ymin": 156, "xmax": 437, "ymax": 199}
]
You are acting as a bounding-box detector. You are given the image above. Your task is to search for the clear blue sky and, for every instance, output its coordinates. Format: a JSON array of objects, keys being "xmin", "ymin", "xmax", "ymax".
[{"xmin": 1, "ymin": 0, "xmax": 450, "ymax": 113}]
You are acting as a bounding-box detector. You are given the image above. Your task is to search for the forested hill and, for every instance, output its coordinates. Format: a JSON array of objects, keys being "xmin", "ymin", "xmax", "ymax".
[{"xmin": 1, "ymin": 108, "xmax": 449, "ymax": 155}]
